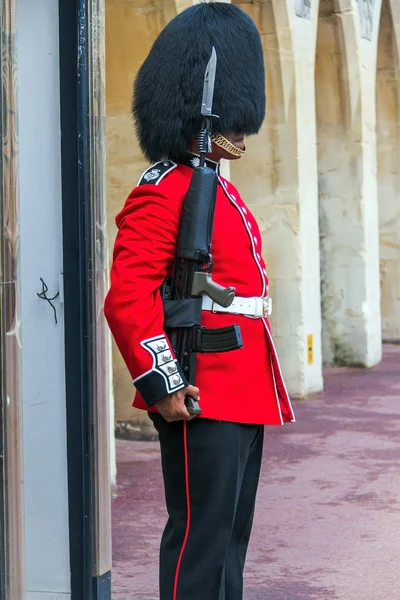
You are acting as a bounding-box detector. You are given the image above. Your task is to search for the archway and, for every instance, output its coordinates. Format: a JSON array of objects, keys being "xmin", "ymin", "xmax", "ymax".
[{"xmin": 230, "ymin": 1, "xmax": 294, "ymax": 203}]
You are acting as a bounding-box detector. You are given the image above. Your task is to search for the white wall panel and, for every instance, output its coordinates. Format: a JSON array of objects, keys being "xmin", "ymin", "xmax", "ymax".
[{"xmin": 17, "ymin": 0, "xmax": 71, "ymax": 596}]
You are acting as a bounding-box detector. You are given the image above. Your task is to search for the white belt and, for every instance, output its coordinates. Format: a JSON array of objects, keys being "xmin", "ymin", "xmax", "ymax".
[{"xmin": 202, "ymin": 295, "xmax": 272, "ymax": 318}]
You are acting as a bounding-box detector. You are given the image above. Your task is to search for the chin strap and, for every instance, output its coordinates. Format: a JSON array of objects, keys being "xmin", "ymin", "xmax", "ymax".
[{"xmin": 211, "ymin": 133, "xmax": 246, "ymax": 157}]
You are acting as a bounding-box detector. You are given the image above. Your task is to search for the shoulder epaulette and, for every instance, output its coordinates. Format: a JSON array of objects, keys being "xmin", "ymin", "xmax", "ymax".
[{"xmin": 137, "ymin": 161, "xmax": 177, "ymax": 186}]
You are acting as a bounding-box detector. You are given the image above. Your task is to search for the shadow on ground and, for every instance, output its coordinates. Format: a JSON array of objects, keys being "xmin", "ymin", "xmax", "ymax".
[{"xmin": 246, "ymin": 579, "xmax": 338, "ymax": 600}]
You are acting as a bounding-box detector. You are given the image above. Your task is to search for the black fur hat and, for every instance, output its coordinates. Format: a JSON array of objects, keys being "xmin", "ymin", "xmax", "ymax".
[{"xmin": 133, "ymin": 2, "xmax": 266, "ymax": 163}]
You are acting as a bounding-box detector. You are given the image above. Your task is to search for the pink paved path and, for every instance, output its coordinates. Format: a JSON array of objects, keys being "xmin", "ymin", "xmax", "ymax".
[{"xmin": 112, "ymin": 345, "xmax": 400, "ymax": 600}]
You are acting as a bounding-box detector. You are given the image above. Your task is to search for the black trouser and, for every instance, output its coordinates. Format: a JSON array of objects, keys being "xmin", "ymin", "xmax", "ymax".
[{"xmin": 149, "ymin": 414, "xmax": 264, "ymax": 600}]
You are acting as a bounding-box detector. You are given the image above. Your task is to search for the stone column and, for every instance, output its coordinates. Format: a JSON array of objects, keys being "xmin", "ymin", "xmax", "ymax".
[
  {"xmin": 316, "ymin": 0, "xmax": 382, "ymax": 367},
  {"xmin": 377, "ymin": 0, "xmax": 400, "ymax": 341},
  {"xmin": 359, "ymin": 0, "xmax": 384, "ymax": 362}
]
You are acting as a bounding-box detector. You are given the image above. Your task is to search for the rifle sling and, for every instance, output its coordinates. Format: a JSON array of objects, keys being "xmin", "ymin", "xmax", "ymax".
[{"xmin": 163, "ymin": 298, "xmax": 203, "ymax": 328}]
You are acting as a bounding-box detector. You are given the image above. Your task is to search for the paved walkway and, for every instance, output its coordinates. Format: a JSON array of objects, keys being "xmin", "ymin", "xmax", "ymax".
[{"xmin": 112, "ymin": 345, "xmax": 400, "ymax": 600}]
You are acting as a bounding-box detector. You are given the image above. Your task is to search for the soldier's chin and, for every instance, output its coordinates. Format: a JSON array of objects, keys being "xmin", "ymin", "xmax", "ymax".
[
  {"xmin": 235, "ymin": 141, "xmax": 246, "ymax": 152},
  {"xmin": 231, "ymin": 142, "xmax": 246, "ymax": 158}
]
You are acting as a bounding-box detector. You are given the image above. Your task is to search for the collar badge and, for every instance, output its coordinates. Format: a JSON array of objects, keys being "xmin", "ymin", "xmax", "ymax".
[{"xmin": 144, "ymin": 168, "xmax": 161, "ymax": 181}]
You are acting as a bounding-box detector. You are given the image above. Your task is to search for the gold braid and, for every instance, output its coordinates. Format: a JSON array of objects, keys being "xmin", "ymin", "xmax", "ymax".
[{"xmin": 211, "ymin": 133, "xmax": 245, "ymax": 157}]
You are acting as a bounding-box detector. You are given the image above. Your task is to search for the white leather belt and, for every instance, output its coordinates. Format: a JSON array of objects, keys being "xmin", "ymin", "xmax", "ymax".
[{"xmin": 202, "ymin": 295, "xmax": 272, "ymax": 318}]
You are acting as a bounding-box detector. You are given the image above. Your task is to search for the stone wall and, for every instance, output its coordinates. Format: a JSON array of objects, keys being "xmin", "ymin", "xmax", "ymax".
[
  {"xmin": 105, "ymin": 0, "xmax": 400, "ymax": 436},
  {"xmin": 105, "ymin": 0, "xmax": 178, "ymax": 436}
]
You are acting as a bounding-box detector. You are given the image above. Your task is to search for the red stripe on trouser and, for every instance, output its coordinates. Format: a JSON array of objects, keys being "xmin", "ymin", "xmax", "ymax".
[{"xmin": 173, "ymin": 421, "xmax": 191, "ymax": 600}]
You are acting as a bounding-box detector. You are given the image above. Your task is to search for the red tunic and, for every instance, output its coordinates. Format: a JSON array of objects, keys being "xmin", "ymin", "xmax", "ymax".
[{"xmin": 104, "ymin": 159, "xmax": 295, "ymax": 425}]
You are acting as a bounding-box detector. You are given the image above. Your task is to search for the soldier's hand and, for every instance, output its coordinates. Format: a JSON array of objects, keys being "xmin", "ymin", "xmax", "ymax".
[{"xmin": 155, "ymin": 385, "xmax": 200, "ymax": 422}]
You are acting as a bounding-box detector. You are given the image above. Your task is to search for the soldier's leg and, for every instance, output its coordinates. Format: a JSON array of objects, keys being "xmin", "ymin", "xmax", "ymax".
[
  {"xmin": 224, "ymin": 425, "xmax": 264, "ymax": 600},
  {"xmin": 149, "ymin": 414, "xmax": 259, "ymax": 600}
]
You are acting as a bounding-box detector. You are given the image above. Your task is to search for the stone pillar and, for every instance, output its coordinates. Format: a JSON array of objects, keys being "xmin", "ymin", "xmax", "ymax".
[
  {"xmin": 316, "ymin": 0, "xmax": 382, "ymax": 367},
  {"xmin": 377, "ymin": 0, "xmax": 400, "ymax": 341},
  {"xmin": 359, "ymin": 0, "xmax": 384, "ymax": 361},
  {"xmin": 231, "ymin": 0, "xmax": 323, "ymax": 397},
  {"xmin": 292, "ymin": 1, "xmax": 324, "ymax": 394}
]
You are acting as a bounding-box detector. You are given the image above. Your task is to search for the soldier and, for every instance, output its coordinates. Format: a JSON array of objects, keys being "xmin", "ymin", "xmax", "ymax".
[{"xmin": 104, "ymin": 3, "xmax": 295, "ymax": 599}]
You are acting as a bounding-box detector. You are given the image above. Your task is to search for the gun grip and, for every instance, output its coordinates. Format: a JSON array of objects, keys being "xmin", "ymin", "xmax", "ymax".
[
  {"xmin": 185, "ymin": 396, "xmax": 202, "ymax": 415},
  {"xmin": 192, "ymin": 272, "xmax": 235, "ymax": 308}
]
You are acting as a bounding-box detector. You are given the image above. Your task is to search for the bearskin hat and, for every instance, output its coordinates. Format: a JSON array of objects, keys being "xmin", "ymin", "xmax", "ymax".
[{"xmin": 133, "ymin": 2, "xmax": 266, "ymax": 163}]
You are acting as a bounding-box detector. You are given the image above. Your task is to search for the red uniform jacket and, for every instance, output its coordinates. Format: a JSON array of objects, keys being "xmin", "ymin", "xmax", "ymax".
[{"xmin": 104, "ymin": 156, "xmax": 295, "ymax": 425}]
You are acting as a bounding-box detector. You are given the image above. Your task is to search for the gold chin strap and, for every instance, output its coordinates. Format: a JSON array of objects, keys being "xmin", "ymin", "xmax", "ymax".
[{"xmin": 211, "ymin": 133, "xmax": 246, "ymax": 157}]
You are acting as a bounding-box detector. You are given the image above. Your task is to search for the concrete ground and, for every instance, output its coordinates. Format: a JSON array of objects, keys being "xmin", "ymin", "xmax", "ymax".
[{"xmin": 112, "ymin": 345, "xmax": 400, "ymax": 600}]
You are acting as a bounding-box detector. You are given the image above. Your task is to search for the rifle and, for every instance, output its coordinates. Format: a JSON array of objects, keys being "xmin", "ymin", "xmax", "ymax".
[{"xmin": 163, "ymin": 48, "xmax": 243, "ymax": 414}]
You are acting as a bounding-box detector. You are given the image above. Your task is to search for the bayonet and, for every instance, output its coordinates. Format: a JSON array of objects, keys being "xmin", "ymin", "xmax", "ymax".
[
  {"xmin": 199, "ymin": 47, "xmax": 219, "ymax": 160},
  {"xmin": 201, "ymin": 46, "xmax": 217, "ymax": 117}
]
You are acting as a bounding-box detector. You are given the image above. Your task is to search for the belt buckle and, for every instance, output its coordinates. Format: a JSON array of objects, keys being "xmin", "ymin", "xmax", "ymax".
[{"xmin": 263, "ymin": 296, "xmax": 272, "ymax": 318}]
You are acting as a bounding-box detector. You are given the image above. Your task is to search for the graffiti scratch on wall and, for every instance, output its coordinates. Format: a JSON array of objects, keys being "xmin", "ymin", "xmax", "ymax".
[
  {"xmin": 357, "ymin": 0, "xmax": 375, "ymax": 40},
  {"xmin": 295, "ymin": 0, "xmax": 311, "ymax": 19}
]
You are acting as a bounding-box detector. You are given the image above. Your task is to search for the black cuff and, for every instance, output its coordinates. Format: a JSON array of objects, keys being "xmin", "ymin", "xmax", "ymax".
[
  {"xmin": 133, "ymin": 335, "xmax": 188, "ymax": 407},
  {"xmin": 134, "ymin": 363, "xmax": 188, "ymax": 407}
]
